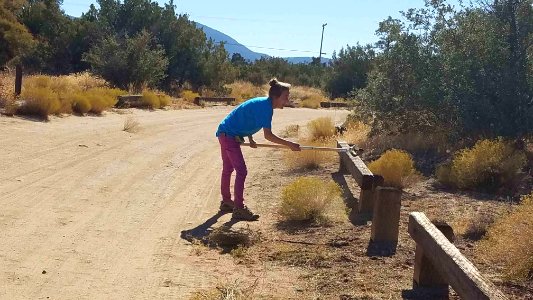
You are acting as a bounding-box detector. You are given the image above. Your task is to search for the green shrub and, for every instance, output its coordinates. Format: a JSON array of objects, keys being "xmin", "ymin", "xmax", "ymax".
[
  {"xmin": 368, "ymin": 149, "xmax": 419, "ymax": 189},
  {"xmin": 477, "ymin": 193, "xmax": 533, "ymax": 281},
  {"xmin": 436, "ymin": 138, "xmax": 527, "ymax": 191},
  {"xmin": 307, "ymin": 117, "xmax": 336, "ymax": 140},
  {"xmin": 280, "ymin": 177, "xmax": 341, "ymax": 221},
  {"xmin": 19, "ymin": 86, "xmax": 60, "ymax": 119}
]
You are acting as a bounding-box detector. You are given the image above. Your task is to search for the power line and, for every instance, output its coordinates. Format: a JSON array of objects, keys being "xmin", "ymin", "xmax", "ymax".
[{"xmin": 215, "ymin": 41, "xmax": 322, "ymax": 55}]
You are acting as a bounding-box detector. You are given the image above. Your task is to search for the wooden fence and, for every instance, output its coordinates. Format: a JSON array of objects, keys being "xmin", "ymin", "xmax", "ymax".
[{"xmin": 336, "ymin": 139, "xmax": 508, "ymax": 299}]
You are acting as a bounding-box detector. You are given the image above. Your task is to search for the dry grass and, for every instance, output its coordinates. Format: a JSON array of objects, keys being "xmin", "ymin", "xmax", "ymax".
[
  {"xmin": 283, "ymin": 138, "xmax": 337, "ymax": 170},
  {"xmin": 225, "ymin": 81, "xmax": 266, "ymax": 104},
  {"xmin": 477, "ymin": 192, "xmax": 533, "ymax": 281},
  {"xmin": 307, "ymin": 117, "xmax": 336, "ymax": 141},
  {"xmin": 279, "ymin": 124, "xmax": 300, "ymax": 138},
  {"xmin": 279, "ymin": 176, "xmax": 342, "ymax": 222},
  {"xmin": 341, "ymin": 120, "xmax": 371, "ymax": 146},
  {"xmin": 180, "ymin": 90, "xmax": 200, "ymax": 104},
  {"xmin": 368, "ymin": 149, "xmax": 420, "ymax": 189},
  {"xmin": 189, "ymin": 279, "xmax": 259, "ymax": 300},
  {"xmin": 289, "ymin": 85, "xmax": 327, "ymax": 109},
  {"xmin": 0, "ymin": 71, "xmax": 16, "ymax": 107},
  {"xmin": 123, "ymin": 116, "xmax": 140, "ymax": 133},
  {"xmin": 436, "ymin": 138, "xmax": 527, "ymax": 191},
  {"xmin": 362, "ymin": 132, "xmax": 449, "ymax": 156},
  {"xmin": 452, "ymin": 213, "xmax": 496, "ymax": 241}
]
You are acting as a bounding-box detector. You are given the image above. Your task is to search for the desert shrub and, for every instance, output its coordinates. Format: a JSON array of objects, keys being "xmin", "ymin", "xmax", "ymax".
[
  {"xmin": 123, "ymin": 116, "xmax": 140, "ymax": 133},
  {"xmin": 477, "ymin": 192, "xmax": 533, "ymax": 281},
  {"xmin": 280, "ymin": 124, "xmax": 300, "ymax": 138},
  {"xmin": 307, "ymin": 117, "xmax": 336, "ymax": 140},
  {"xmin": 71, "ymin": 93, "xmax": 91, "ymax": 114},
  {"xmin": 84, "ymin": 87, "xmax": 120, "ymax": 114},
  {"xmin": 342, "ymin": 120, "xmax": 371, "ymax": 146},
  {"xmin": 70, "ymin": 72, "xmax": 108, "ymax": 90},
  {"xmin": 290, "ymin": 85, "xmax": 327, "ymax": 108},
  {"xmin": 284, "ymin": 138, "xmax": 336, "ymax": 170},
  {"xmin": 368, "ymin": 149, "xmax": 419, "ymax": 189},
  {"xmin": 18, "ymin": 86, "xmax": 60, "ymax": 119},
  {"xmin": 0, "ymin": 71, "xmax": 16, "ymax": 104},
  {"xmin": 159, "ymin": 94, "xmax": 171, "ymax": 107},
  {"xmin": 301, "ymin": 94, "xmax": 323, "ymax": 109},
  {"xmin": 280, "ymin": 176, "xmax": 342, "ymax": 221},
  {"xmin": 141, "ymin": 90, "xmax": 160, "ymax": 109},
  {"xmin": 226, "ymin": 81, "xmax": 265, "ymax": 104},
  {"xmin": 180, "ymin": 90, "xmax": 200, "ymax": 103},
  {"xmin": 436, "ymin": 138, "xmax": 527, "ymax": 191}
]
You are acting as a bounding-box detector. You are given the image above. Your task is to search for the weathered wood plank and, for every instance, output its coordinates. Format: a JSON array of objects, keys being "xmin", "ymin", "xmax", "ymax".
[
  {"xmin": 194, "ymin": 97, "xmax": 235, "ymax": 105},
  {"xmin": 337, "ymin": 140, "xmax": 374, "ymax": 189},
  {"xmin": 371, "ymin": 187, "xmax": 402, "ymax": 242},
  {"xmin": 320, "ymin": 101, "xmax": 348, "ymax": 108},
  {"xmin": 408, "ymin": 212, "xmax": 508, "ymax": 300}
]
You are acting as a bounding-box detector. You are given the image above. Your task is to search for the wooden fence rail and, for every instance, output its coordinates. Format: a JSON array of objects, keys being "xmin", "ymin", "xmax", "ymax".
[{"xmin": 408, "ymin": 212, "xmax": 508, "ymax": 300}]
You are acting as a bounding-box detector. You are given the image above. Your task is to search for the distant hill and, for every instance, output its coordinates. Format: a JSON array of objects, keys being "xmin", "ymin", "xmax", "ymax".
[{"xmin": 195, "ymin": 22, "xmax": 330, "ymax": 64}]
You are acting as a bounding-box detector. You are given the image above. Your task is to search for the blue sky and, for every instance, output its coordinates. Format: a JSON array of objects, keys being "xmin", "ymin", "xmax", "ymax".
[{"xmin": 61, "ymin": 0, "xmax": 464, "ymax": 58}]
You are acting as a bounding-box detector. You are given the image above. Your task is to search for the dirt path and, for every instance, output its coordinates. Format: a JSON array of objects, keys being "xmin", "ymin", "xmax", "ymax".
[{"xmin": 0, "ymin": 107, "xmax": 348, "ymax": 299}]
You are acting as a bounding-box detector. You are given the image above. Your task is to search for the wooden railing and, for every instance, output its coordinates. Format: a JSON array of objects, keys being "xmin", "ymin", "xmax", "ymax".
[{"xmin": 336, "ymin": 140, "xmax": 508, "ymax": 299}]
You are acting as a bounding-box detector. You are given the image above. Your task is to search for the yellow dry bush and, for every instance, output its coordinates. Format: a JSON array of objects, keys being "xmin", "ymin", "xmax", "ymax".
[
  {"xmin": 225, "ymin": 81, "xmax": 265, "ymax": 104},
  {"xmin": 290, "ymin": 85, "xmax": 327, "ymax": 109},
  {"xmin": 84, "ymin": 88, "xmax": 121, "ymax": 114},
  {"xmin": 0, "ymin": 72, "xmax": 16, "ymax": 104},
  {"xmin": 284, "ymin": 138, "xmax": 336, "ymax": 170},
  {"xmin": 19, "ymin": 86, "xmax": 60, "ymax": 119},
  {"xmin": 69, "ymin": 72, "xmax": 108, "ymax": 90},
  {"xmin": 477, "ymin": 192, "xmax": 533, "ymax": 281},
  {"xmin": 71, "ymin": 93, "xmax": 91, "ymax": 114},
  {"xmin": 180, "ymin": 90, "xmax": 200, "ymax": 103},
  {"xmin": 280, "ymin": 124, "xmax": 300, "ymax": 138},
  {"xmin": 280, "ymin": 176, "xmax": 342, "ymax": 221},
  {"xmin": 307, "ymin": 117, "xmax": 336, "ymax": 140},
  {"xmin": 301, "ymin": 94, "xmax": 324, "ymax": 109},
  {"xmin": 437, "ymin": 138, "xmax": 527, "ymax": 190},
  {"xmin": 342, "ymin": 120, "xmax": 371, "ymax": 146},
  {"xmin": 368, "ymin": 149, "xmax": 419, "ymax": 189},
  {"xmin": 159, "ymin": 94, "xmax": 172, "ymax": 107},
  {"xmin": 141, "ymin": 90, "xmax": 161, "ymax": 109}
]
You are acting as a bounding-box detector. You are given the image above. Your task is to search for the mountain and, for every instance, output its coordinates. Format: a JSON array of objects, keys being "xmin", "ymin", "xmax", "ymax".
[{"xmin": 195, "ymin": 22, "xmax": 329, "ymax": 64}]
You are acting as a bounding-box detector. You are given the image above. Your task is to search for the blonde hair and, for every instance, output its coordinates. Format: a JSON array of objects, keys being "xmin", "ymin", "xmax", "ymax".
[{"xmin": 268, "ymin": 78, "xmax": 291, "ymax": 98}]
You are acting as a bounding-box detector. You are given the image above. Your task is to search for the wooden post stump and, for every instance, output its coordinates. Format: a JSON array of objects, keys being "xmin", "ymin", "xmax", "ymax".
[
  {"xmin": 413, "ymin": 222, "xmax": 455, "ymax": 295},
  {"xmin": 15, "ymin": 64, "xmax": 22, "ymax": 96},
  {"xmin": 371, "ymin": 187, "xmax": 402, "ymax": 242}
]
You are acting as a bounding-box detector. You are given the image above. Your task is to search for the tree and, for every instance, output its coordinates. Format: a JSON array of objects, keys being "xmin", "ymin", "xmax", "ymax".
[
  {"xmin": 84, "ymin": 30, "xmax": 168, "ymax": 91},
  {"xmin": 0, "ymin": 0, "xmax": 34, "ymax": 67}
]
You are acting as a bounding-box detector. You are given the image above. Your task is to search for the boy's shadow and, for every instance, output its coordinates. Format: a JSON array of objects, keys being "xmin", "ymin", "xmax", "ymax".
[{"xmin": 180, "ymin": 211, "xmax": 240, "ymax": 244}]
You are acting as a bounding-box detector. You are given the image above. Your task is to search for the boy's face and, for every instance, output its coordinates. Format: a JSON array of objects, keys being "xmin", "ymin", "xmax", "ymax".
[{"xmin": 274, "ymin": 90, "xmax": 290, "ymax": 109}]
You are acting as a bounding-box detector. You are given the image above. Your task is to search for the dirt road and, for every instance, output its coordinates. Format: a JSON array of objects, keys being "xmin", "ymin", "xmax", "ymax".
[{"xmin": 0, "ymin": 107, "xmax": 348, "ymax": 299}]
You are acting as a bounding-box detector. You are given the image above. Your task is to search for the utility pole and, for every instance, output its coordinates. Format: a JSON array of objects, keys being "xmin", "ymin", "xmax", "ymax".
[{"xmin": 319, "ymin": 23, "xmax": 327, "ymax": 64}]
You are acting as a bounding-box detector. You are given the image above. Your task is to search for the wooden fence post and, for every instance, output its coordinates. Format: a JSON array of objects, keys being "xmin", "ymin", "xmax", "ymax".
[
  {"xmin": 15, "ymin": 64, "xmax": 22, "ymax": 96},
  {"xmin": 371, "ymin": 187, "xmax": 402, "ymax": 243},
  {"xmin": 413, "ymin": 222, "xmax": 455, "ymax": 295}
]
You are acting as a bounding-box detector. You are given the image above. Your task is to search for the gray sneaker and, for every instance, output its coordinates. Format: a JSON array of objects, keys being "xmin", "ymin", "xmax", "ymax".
[
  {"xmin": 232, "ymin": 206, "xmax": 259, "ymax": 221},
  {"xmin": 219, "ymin": 201, "xmax": 235, "ymax": 212}
]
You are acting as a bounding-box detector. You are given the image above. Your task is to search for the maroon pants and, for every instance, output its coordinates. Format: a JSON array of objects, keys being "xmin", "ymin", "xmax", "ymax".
[{"xmin": 218, "ymin": 135, "xmax": 247, "ymax": 208}]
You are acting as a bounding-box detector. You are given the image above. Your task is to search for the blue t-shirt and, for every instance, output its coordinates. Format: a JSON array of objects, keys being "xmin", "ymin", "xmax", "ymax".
[{"xmin": 216, "ymin": 97, "xmax": 273, "ymax": 137}]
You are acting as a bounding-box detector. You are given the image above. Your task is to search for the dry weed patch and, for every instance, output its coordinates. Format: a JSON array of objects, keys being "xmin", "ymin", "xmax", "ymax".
[
  {"xmin": 180, "ymin": 90, "xmax": 200, "ymax": 103},
  {"xmin": 280, "ymin": 176, "xmax": 342, "ymax": 222},
  {"xmin": 342, "ymin": 120, "xmax": 371, "ymax": 146},
  {"xmin": 307, "ymin": 117, "xmax": 336, "ymax": 140},
  {"xmin": 123, "ymin": 116, "xmax": 140, "ymax": 133},
  {"xmin": 477, "ymin": 192, "xmax": 533, "ymax": 281},
  {"xmin": 368, "ymin": 149, "xmax": 419, "ymax": 189},
  {"xmin": 189, "ymin": 279, "xmax": 259, "ymax": 300},
  {"xmin": 225, "ymin": 81, "xmax": 266, "ymax": 104},
  {"xmin": 290, "ymin": 85, "xmax": 327, "ymax": 108},
  {"xmin": 280, "ymin": 124, "xmax": 300, "ymax": 138},
  {"xmin": 437, "ymin": 138, "xmax": 527, "ymax": 192},
  {"xmin": 284, "ymin": 138, "xmax": 336, "ymax": 170}
]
